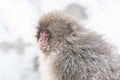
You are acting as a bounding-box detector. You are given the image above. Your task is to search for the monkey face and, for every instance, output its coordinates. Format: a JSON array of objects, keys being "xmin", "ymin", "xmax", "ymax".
[
  {"xmin": 36, "ymin": 12, "xmax": 77, "ymax": 52},
  {"xmin": 37, "ymin": 23, "xmax": 71, "ymax": 52},
  {"xmin": 38, "ymin": 29, "xmax": 51, "ymax": 51}
]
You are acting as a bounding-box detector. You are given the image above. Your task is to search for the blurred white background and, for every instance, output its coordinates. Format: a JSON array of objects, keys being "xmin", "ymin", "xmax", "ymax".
[{"xmin": 0, "ymin": 0, "xmax": 120, "ymax": 80}]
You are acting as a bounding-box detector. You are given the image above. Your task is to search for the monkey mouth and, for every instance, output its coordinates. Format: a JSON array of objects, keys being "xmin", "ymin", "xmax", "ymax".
[{"xmin": 38, "ymin": 29, "xmax": 51, "ymax": 51}]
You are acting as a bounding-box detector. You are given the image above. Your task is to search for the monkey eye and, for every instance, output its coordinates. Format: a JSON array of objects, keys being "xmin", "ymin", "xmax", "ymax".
[{"xmin": 39, "ymin": 29, "xmax": 51, "ymax": 38}]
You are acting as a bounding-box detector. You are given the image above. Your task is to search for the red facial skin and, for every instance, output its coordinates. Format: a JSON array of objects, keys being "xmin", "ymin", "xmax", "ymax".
[{"xmin": 38, "ymin": 29, "xmax": 50, "ymax": 51}]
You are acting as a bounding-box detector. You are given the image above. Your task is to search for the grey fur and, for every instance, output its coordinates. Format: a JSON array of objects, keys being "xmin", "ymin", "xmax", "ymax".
[{"xmin": 36, "ymin": 11, "xmax": 120, "ymax": 80}]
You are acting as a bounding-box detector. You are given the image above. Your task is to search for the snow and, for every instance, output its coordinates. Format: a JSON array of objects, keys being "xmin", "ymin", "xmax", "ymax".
[{"xmin": 0, "ymin": 0, "xmax": 120, "ymax": 80}]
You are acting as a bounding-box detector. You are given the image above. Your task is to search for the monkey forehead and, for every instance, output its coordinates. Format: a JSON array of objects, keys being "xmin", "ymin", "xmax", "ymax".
[{"xmin": 38, "ymin": 11, "xmax": 74, "ymax": 27}]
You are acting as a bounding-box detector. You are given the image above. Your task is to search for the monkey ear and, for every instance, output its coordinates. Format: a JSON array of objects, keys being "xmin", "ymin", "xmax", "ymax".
[{"xmin": 66, "ymin": 23, "xmax": 73, "ymax": 33}]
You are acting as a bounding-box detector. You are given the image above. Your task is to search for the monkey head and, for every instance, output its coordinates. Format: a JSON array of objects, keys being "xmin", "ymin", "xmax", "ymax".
[{"xmin": 36, "ymin": 12, "xmax": 84, "ymax": 52}]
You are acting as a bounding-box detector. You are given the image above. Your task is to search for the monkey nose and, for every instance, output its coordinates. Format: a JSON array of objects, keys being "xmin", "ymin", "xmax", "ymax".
[{"xmin": 40, "ymin": 29, "xmax": 51, "ymax": 40}]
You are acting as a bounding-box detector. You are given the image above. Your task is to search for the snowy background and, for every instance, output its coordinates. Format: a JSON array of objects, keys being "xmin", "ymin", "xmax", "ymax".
[{"xmin": 0, "ymin": 0, "xmax": 120, "ymax": 80}]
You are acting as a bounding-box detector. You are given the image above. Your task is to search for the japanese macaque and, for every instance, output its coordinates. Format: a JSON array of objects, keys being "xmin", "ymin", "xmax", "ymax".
[{"xmin": 36, "ymin": 11, "xmax": 120, "ymax": 80}]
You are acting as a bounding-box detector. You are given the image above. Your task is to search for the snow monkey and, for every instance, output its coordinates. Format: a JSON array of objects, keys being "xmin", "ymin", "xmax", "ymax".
[{"xmin": 36, "ymin": 11, "xmax": 120, "ymax": 80}]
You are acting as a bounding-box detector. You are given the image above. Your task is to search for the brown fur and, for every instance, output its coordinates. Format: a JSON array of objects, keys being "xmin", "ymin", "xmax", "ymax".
[{"xmin": 36, "ymin": 11, "xmax": 120, "ymax": 80}]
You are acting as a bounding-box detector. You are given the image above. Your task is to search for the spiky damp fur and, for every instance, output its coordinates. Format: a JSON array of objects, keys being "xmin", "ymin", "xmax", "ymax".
[{"xmin": 36, "ymin": 11, "xmax": 120, "ymax": 80}]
